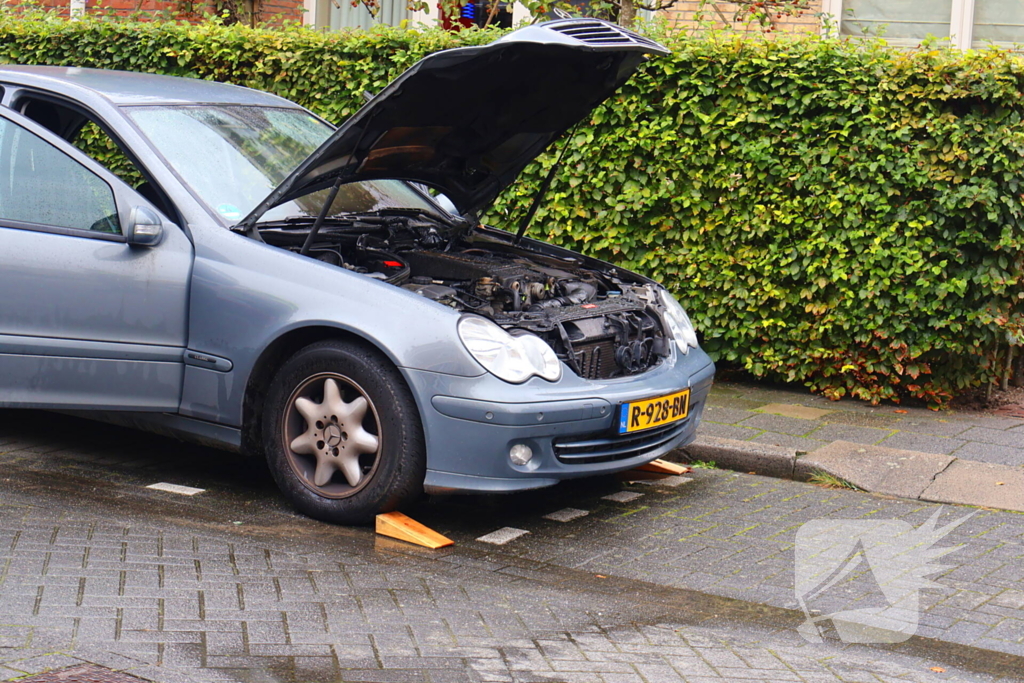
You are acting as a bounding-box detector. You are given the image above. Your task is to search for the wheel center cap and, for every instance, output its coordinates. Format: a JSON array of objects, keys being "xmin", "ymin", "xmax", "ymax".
[{"xmin": 324, "ymin": 424, "xmax": 343, "ymax": 447}]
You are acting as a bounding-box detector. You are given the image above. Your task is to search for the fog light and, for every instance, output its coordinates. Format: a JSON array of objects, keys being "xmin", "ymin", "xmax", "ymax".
[{"xmin": 509, "ymin": 444, "xmax": 533, "ymax": 466}]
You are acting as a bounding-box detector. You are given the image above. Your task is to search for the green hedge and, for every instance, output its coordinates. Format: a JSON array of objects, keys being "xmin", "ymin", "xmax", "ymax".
[{"xmin": 2, "ymin": 14, "xmax": 1023, "ymax": 406}]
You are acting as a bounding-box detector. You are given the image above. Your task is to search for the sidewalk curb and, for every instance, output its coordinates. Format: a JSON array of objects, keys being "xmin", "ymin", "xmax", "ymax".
[
  {"xmin": 669, "ymin": 436, "xmax": 1024, "ymax": 513},
  {"xmin": 673, "ymin": 435, "xmax": 797, "ymax": 479}
]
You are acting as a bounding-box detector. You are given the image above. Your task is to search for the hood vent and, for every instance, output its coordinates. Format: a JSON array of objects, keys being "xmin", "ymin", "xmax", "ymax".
[{"xmin": 548, "ymin": 20, "xmax": 665, "ymax": 51}]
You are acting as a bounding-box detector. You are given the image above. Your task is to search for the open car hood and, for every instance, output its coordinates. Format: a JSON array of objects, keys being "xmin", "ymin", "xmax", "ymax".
[{"xmin": 237, "ymin": 19, "xmax": 668, "ymax": 228}]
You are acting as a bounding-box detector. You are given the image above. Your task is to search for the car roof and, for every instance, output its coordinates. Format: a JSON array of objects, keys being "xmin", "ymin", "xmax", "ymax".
[{"xmin": 0, "ymin": 65, "xmax": 300, "ymax": 107}]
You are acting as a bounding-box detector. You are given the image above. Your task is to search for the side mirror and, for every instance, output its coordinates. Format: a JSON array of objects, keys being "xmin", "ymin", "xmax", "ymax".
[{"xmin": 125, "ymin": 206, "xmax": 164, "ymax": 246}]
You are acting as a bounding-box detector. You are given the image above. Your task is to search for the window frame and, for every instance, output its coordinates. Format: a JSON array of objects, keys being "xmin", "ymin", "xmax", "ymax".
[
  {"xmin": 7, "ymin": 89, "xmax": 184, "ymax": 228},
  {"xmin": 822, "ymin": 0, "xmax": 979, "ymax": 50},
  {"xmin": 0, "ymin": 106, "xmax": 133, "ymax": 243}
]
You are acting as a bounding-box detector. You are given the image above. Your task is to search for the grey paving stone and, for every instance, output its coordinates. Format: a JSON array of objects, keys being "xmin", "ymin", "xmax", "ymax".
[
  {"xmin": 877, "ymin": 431, "xmax": 965, "ymax": 455},
  {"xmin": 5, "ymin": 654, "xmax": 86, "ymax": 675},
  {"xmin": 889, "ymin": 418, "xmax": 971, "ymax": 437},
  {"xmin": 991, "ymin": 589, "xmax": 1024, "ymax": 610},
  {"xmin": 702, "ymin": 405, "xmax": 759, "ymax": 425},
  {"xmin": 953, "ymin": 415, "xmax": 1024, "ymax": 430},
  {"xmin": 957, "ymin": 427, "xmax": 1024, "ymax": 448},
  {"xmin": 820, "ymin": 411, "xmax": 902, "ymax": 429},
  {"xmin": 736, "ymin": 414, "xmax": 822, "ymax": 436},
  {"xmin": 696, "ymin": 422, "xmax": 762, "ymax": 441},
  {"xmin": 748, "ymin": 432, "xmax": 828, "ymax": 453},
  {"xmin": 951, "ymin": 441, "xmax": 1024, "ymax": 467},
  {"xmin": 705, "ymin": 381, "xmax": 744, "ymax": 396},
  {"xmin": 805, "ymin": 423, "xmax": 894, "ymax": 445},
  {"xmin": 703, "ymin": 394, "xmax": 765, "ymax": 412},
  {"xmin": 755, "ymin": 403, "xmax": 833, "ymax": 420}
]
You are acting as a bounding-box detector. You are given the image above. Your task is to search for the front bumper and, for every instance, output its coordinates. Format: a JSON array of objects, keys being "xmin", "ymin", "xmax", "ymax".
[{"xmin": 401, "ymin": 346, "xmax": 715, "ymax": 494}]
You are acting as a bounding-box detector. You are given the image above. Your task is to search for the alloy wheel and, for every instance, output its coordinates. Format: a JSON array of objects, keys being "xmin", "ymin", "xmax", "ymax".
[{"xmin": 281, "ymin": 373, "xmax": 382, "ymax": 498}]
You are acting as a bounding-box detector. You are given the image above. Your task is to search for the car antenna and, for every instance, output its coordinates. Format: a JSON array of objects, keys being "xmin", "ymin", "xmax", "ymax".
[
  {"xmin": 299, "ymin": 177, "xmax": 344, "ymax": 256},
  {"xmin": 513, "ymin": 125, "xmax": 578, "ymax": 246}
]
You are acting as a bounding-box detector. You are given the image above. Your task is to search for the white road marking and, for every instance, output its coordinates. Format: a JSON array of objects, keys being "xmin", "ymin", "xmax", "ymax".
[
  {"xmin": 476, "ymin": 527, "xmax": 530, "ymax": 545},
  {"xmin": 602, "ymin": 491, "xmax": 644, "ymax": 503},
  {"xmin": 542, "ymin": 508, "xmax": 589, "ymax": 522},
  {"xmin": 635, "ymin": 475, "xmax": 693, "ymax": 487},
  {"xmin": 146, "ymin": 482, "xmax": 205, "ymax": 496}
]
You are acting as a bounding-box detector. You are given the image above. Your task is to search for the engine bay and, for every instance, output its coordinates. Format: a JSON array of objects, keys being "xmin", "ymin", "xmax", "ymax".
[{"xmin": 257, "ymin": 209, "xmax": 671, "ymax": 380}]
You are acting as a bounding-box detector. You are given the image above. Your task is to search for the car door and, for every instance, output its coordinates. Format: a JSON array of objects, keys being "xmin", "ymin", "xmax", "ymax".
[{"xmin": 0, "ymin": 106, "xmax": 193, "ymax": 411}]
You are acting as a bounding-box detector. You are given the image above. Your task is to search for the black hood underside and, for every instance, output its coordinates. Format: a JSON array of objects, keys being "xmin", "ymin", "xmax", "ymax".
[{"xmin": 238, "ymin": 20, "xmax": 668, "ymax": 229}]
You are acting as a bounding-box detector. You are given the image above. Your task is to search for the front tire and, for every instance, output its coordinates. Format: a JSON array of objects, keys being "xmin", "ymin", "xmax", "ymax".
[{"xmin": 262, "ymin": 340, "xmax": 425, "ymax": 524}]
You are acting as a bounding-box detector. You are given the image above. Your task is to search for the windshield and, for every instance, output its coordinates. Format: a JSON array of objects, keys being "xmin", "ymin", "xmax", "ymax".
[{"xmin": 125, "ymin": 105, "xmax": 437, "ymax": 224}]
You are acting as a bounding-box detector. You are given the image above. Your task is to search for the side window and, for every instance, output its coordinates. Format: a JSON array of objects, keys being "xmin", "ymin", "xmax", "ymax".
[
  {"xmin": 17, "ymin": 97, "xmax": 174, "ymax": 221},
  {"xmin": 72, "ymin": 120, "xmax": 145, "ymax": 189},
  {"xmin": 0, "ymin": 117, "xmax": 120, "ymax": 234}
]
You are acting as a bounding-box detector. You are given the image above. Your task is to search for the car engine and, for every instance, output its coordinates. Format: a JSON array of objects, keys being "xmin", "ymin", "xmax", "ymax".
[{"xmin": 258, "ymin": 210, "xmax": 671, "ymax": 381}]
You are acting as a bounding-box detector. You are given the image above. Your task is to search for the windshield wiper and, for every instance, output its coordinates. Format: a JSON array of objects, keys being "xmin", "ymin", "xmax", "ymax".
[
  {"xmin": 233, "ymin": 217, "xmax": 311, "ymax": 232},
  {"xmin": 232, "ymin": 207, "xmax": 448, "ymax": 234}
]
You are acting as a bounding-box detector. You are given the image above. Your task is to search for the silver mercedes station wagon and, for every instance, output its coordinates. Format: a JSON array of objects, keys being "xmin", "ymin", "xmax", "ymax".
[{"xmin": 0, "ymin": 19, "xmax": 714, "ymax": 523}]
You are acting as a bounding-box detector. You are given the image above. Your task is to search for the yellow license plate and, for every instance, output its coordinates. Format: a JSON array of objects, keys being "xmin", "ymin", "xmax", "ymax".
[{"xmin": 618, "ymin": 389, "xmax": 690, "ymax": 434}]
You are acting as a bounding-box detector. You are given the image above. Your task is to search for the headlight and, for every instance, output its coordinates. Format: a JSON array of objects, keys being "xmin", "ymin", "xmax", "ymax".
[
  {"xmin": 658, "ymin": 289, "xmax": 699, "ymax": 353},
  {"xmin": 458, "ymin": 316, "xmax": 562, "ymax": 383}
]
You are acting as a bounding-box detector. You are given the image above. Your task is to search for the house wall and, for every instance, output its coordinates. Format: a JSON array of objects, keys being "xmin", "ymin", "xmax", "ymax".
[
  {"xmin": 15, "ymin": 0, "xmax": 303, "ymax": 24},
  {"xmin": 664, "ymin": 0, "xmax": 1024, "ymax": 51},
  {"xmin": 259, "ymin": 0, "xmax": 304, "ymax": 23},
  {"xmin": 664, "ymin": 0, "xmax": 825, "ymax": 35}
]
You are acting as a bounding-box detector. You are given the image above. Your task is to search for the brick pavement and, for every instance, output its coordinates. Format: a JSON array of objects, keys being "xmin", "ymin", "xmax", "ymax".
[
  {"xmin": 0, "ymin": 410, "xmax": 1022, "ymax": 682},
  {"xmin": 414, "ymin": 472, "xmax": 1024, "ymax": 659},
  {"xmin": 0, "ymin": 482, "xmax": 1010, "ymax": 683},
  {"xmin": 701, "ymin": 382, "xmax": 1024, "ymax": 467}
]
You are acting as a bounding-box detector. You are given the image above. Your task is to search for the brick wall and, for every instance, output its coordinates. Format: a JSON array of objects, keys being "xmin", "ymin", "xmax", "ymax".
[
  {"xmin": 664, "ymin": 0, "xmax": 824, "ymax": 35},
  {"xmin": 15, "ymin": 0, "xmax": 303, "ymax": 24},
  {"xmin": 260, "ymin": 0, "xmax": 303, "ymax": 23}
]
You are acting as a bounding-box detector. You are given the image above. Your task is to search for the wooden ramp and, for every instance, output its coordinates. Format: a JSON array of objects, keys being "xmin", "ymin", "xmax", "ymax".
[
  {"xmin": 618, "ymin": 458, "xmax": 692, "ymax": 481},
  {"xmin": 636, "ymin": 459, "xmax": 691, "ymax": 475},
  {"xmin": 375, "ymin": 511, "xmax": 454, "ymax": 549}
]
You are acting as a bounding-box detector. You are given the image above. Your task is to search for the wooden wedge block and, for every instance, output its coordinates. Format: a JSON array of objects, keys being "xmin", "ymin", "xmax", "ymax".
[
  {"xmin": 636, "ymin": 459, "xmax": 691, "ymax": 475},
  {"xmin": 375, "ymin": 511, "xmax": 454, "ymax": 549}
]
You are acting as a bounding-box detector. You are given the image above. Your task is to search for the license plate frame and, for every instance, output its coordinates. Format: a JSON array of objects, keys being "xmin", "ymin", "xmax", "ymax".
[{"xmin": 618, "ymin": 388, "xmax": 691, "ymax": 435}]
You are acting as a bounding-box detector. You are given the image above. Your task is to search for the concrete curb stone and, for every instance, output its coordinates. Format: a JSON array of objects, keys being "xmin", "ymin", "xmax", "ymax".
[
  {"xmin": 921, "ymin": 459, "xmax": 1024, "ymax": 512},
  {"xmin": 670, "ymin": 434, "xmax": 1024, "ymax": 513},
  {"xmin": 673, "ymin": 435, "xmax": 797, "ymax": 479},
  {"xmin": 793, "ymin": 441, "xmax": 955, "ymax": 499}
]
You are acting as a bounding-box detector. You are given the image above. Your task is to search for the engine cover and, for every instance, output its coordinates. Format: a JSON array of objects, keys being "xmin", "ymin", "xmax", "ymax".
[{"xmin": 402, "ymin": 250, "xmax": 543, "ymax": 287}]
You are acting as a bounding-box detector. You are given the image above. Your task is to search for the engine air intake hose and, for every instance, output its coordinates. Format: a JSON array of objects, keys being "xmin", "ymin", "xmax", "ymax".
[{"xmin": 527, "ymin": 281, "xmax": 597, "ymax": 311}]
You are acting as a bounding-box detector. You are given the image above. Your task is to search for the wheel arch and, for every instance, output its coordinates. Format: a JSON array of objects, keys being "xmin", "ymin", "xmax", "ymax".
[{"xmin": 241, "ymin": 325, "xmax": 404, "ymax": 458}]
